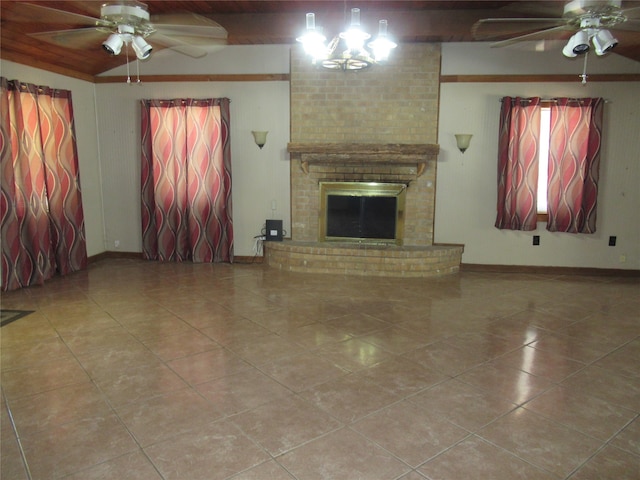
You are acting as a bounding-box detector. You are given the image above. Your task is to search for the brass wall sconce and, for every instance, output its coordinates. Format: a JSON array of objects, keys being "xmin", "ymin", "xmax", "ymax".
[
  {"xmin": 455, "ymin": 134, "xmax": 473, "ymax": 154},
  {"xmin": 252, "ymin": 131, "xmax": 268, "ymax": 149}
]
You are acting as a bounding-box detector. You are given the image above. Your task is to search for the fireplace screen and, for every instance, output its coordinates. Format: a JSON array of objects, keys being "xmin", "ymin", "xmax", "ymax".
[{"xmin": 319, "ymin": 182, "xmax": 406, "ymax": 245}]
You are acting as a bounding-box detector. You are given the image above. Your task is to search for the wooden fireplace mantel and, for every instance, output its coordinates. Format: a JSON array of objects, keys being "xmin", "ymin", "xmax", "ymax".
[{"xmin": 287, "ymin": 143, "xmax": 440, "ymax": 177}]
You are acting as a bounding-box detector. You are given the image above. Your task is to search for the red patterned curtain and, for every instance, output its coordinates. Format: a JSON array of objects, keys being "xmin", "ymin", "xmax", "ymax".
[
  {"xmin": 547, "ymin": 98, "xmax": 603, "ymax": 233},
  {"xmin": 0, "ymin": 77, "xmax": 87, "ymax": 291},
  {"xmin": 140, "ymin": 98, "xmax": 233, "ymax": 263},
  {"xmin": 495, "ymin": 97, "xmax": 542, "ymax": 231}
]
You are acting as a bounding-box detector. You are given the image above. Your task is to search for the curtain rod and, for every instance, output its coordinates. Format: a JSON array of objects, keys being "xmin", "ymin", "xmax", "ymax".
[{"xmin": 499, "ymin": 98, "xmax": 610, "ymax": 103}]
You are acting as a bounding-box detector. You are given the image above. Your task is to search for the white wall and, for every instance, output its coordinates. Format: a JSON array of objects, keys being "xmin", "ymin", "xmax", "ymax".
[
  {"xmin": 436, "ymin": 44, "xmax": 640, "ymax": 270},
  {"xmin": 0, "ymin": 60, "xmax": 105, "ymax": 257},
  {"xmin": 95, "ymin": 45, "xmax": 291, "ymax": 257}
]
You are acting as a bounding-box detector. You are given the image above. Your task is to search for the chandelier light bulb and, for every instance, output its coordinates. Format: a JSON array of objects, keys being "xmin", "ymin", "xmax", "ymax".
[{"xmin": 368, "ymin": 20, "xmax": 397, "ymax": 61}]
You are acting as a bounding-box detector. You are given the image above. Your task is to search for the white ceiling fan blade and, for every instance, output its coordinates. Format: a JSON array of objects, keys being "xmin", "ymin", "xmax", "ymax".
[
  {"xmin": 611, "ymin": 19, "xmax": 640, "ymax": 32},
  {"xmin": 151, "ymin": 13, "xmax": 228, "ymax": 39},
  {"xmin": 472, "ymin": 18, "xmax": 567, "ymax": 41},
  {"xmin": 619, "ymin": 5, "xmax": 640, "ymax": 19},
  {"xmin": 6, "ymin": 2, "xmax": 101, "ymax": 27},
  {"xmin": 149, "ymin": 33, "xmax": 213, "ymax": 58},
  {"xmin": 490, "ymin": 25, "xmax": 577, "ymax": 48},
  {"xmin": 29, "ymin": 28, "xmax": 106, "ymax": 49}
]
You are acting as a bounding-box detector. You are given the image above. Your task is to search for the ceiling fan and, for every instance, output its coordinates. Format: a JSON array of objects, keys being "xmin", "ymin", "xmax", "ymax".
[
  {"xmin": 472, "ymin": 0, "xmax": 640, "ymax": 56},
  {"xmin": 7, "ymin": 1, "xmax": 228, "ymax": 61}
]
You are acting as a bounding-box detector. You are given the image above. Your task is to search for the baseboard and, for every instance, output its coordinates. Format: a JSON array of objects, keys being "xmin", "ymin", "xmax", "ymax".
[
  {"xmin": 461, "ymin": 263, "xmax": 640, "ymax": 277},
  {"xmin": 88, "ymin": 251, "xmax": 143, "ymax": 263},
  {"xmin": 88, "ymin": 251, "xmax": 263, "ymax": 264}
]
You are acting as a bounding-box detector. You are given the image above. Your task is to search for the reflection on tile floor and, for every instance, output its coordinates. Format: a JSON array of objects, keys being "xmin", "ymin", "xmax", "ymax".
[{"xmin": 1, "ymin": 259, "xmax": 639, "ymax": 479}]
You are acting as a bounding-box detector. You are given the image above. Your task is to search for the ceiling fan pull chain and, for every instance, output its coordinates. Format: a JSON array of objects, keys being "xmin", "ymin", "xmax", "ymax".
[
  {"xmin": 580, "ymin": 51, "xmax": 589, "ymax": 85},
  {"xmin": 136, "ymin": 59, "xmax": 142, "ymax": 85},
  {"xmin": 125, "ymin": 46, "xmax": 132, "ymax": 85}
]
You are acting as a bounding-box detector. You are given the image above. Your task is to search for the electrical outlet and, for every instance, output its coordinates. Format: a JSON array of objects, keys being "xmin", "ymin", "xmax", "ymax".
[
  {"xmin": 114, "ymin": 240, "xmax": 120, "ymax": 248},
  {"xmin": 532, "ymin": 235, "xmax": 540, "ymax": 246},
  {"xmin": 609, "ymin": 236, "xmax": 617, "ymax": 246}
]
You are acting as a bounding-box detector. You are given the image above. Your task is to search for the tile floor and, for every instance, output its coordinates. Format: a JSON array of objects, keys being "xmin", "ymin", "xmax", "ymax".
[{"xmin": 1, "ymin": 259, "xmax": 639, "ymax": 479}]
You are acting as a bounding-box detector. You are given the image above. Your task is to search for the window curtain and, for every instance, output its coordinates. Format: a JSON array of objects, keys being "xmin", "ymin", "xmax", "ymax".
[
  {"xmin": 495, "ymin": 96, "xmax": 542, "ymax": 231},
  {"xmin": 0, "ymin": 77, "xmax": 87, "ymax": 291},
  {"xmin": 140, "ymin": 98, "xmax": 233, "ymax": 263},
  {"xmin": 547, "ymin": 98, "xmax": 604, "ymax": 233}
]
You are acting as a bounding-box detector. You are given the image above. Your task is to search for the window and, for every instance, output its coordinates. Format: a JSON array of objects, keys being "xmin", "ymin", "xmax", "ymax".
[{"xmin": 495, "ymin": 97, "xmax": 604, "ymax": 234}]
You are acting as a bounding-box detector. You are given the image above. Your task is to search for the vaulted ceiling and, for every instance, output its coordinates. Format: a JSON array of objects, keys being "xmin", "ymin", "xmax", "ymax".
[{"xmin": 1, "ymin": 1, "xmax": 639, "ymax": 82}]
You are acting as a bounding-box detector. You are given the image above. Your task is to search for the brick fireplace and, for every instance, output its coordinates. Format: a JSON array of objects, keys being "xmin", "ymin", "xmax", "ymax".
[{"xmin": 264, "ymin": 44, "xmax": 463, "ymax": 276}]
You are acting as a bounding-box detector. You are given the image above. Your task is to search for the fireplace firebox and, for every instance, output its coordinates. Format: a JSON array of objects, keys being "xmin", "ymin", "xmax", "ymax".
[{"xmin": 319, "ymin": 182, "xmax": 406, "ymax": 245}]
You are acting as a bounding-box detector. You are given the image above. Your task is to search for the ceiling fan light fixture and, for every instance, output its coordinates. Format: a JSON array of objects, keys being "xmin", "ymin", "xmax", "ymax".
[
  {"xmin": 102, "ymin": 33, "xmax": 124, "ymax": 55},
  {"xmin": 563, "ymin": 30, "xmax": 590, "ymax": 57},
  {"xmin": 593, "ymin": 29, "xmax": 618, "ymax": 55},
  {"xmin": 132, "ymin": 35, "xmax": 152, "ymax": 60}
]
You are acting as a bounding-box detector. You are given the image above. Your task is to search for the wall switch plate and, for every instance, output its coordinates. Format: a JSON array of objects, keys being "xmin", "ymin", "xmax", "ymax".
[
  {"xmin": 609, "ymin": 236, "xmax": 617, "ymax": 246},
  {"xmin": 532, "ymin": 235, "xmax": 540, "ymax": 246}
]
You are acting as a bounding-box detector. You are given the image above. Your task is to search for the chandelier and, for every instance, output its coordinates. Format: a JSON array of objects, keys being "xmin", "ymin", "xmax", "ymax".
[{"xmin": 296, "ymin": 8, "xmax": 397, "ymax": 71}]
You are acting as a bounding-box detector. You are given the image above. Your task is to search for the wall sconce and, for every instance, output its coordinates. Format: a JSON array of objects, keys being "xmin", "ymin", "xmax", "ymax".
[
  {"xmin": 455, "ymin": 134, "xmax": 473, "ymax": 154},
  {"xmin": 252, "ymin": 131, "xmax": 268, "ymax": 149}
]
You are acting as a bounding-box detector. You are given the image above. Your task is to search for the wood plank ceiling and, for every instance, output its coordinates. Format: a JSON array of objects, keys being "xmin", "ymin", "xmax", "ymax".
[{"xmin": 1, "ymin": 1, "xmax": 639, "ymax": 81}]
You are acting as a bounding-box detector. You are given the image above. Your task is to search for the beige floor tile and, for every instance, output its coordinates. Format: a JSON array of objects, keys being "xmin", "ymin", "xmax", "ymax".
[
  {"xmin": 419, "ymin": 435, "xmax": 557, "ymax": 480},
  {"xmin": 528, "ymin": 330, "xmax": 622, "ymax": 364},
  {"xmin": 610, "ymin": 417, "xmax": 640, "ymax": 456},
  {"xmin": 1, "ymin": 336, "xmax": 75, "ymax": 371},
  {"xmin": 523, "ymin": 385, "xmax": 637, "ymax": 441},
  {"xmin": 195, "ymin": 367, "xmax": 293, "ymax": 415},
  {"xmin": 409, "ymin": 378, "xmax": 518, "ymax": 431},
  {"xmin": 357, "ymin": 325, "xmax": 434, "ymax": 355},
  {"xmin": 1, "ymin": 411, "xmax": 29, "ymax": 480},
  {"xmin": 278, "ymin": 427, "xmax": 412, "ymax": 479},
  {"xmin": 258, "ymin": 351, "xmax": 348, "ymax": 392},
  {"xmin": 249, "ymin": 308, "xmax": 319, "ymax": 333},
  {"xmin": 140, "ymin": 328, "xmax": 219, "ymax": 361},
  {"xmin": 225, "ymin": 333, "xmax": 307, "ymax": 365},
  {"xmin": 228, "ymin": 460, "xmax": 296, "ymax": 479},
  {"xmin": 300, "ymin": 373, "xmax": 402, "ymax": 423},
  {"xmin": 456, "ymin": 362, "xmax": 555, "ymax": 405},
  {"xmin": 76, "ymin": 342, "xmax": 163, "ymax": 379},
  {"xmin": 144, "ymin": 419, "xmax": 270, "ymax": 480},
  {"xmin": 490, "ymin": 345, "xmax": 586, "ymax": 382},
  {"xmin": 93, "ymin": 362, "xmax": 188, "ymax": 407},
  {"xmin": 166, "ymin": 346, "xmax": 252, "ymax": 385},
  {"xmin": 592, "ymin": 338, "xmax": 640, "ymax": 378},
  {"xmin": 199, "ymin": 317, "xmax": 272, "ymax": 346},
  {"xmin": 230, "ymin": 395, "xmax": 342, "ymax": 456},
  {"xmin": 352, "ymin": 400, "xmax": 469, "ymax": 467},
  {"xmin": 1, "ymin": 355, "xmax": 91, "ymax": 401},
  {"xmin": 279, "ymin": 322, "xmax": 353, "ymax": 349},
  {"xmin": 20, "ymin": 413, "xmax": 138, "ymax": 479},
  {"xmin": 115, "ymin": 388, "xmax": 222, "ymax": 446},
  {"xmin": 478, "ymin": 408, "xmax": 602, "ymax": 477},
  {"xmin": 119, "ymin": 313, "xmax": 196, "ymax": 340},
  {"xmin": 62, "ymin": 451, "xmax": 163, "ymax": 480},
  {"xmin": 568, "ymin": 445, "xmax": 640, "ymax": 480},
  {"xmin": 561, "ymin": 365, "xmax": 640, "ymax": 412},
  {"xmin": 314, "ymin": 337, "xmax": 394, "ymax": 372},
  {"xmin": 356, "ymin": 356, "xmax": 448, "ymax": 396},
  {"xmin": 8, "ymin": 382, "xmax": 112, "ymax": 438},
  {"xmin": 402, "ymin": 339, "xmax": 495, "ymax": 376},
  {"xmin": 324, "ymin": 312, "xmax": 390, "ymax": 336}
]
